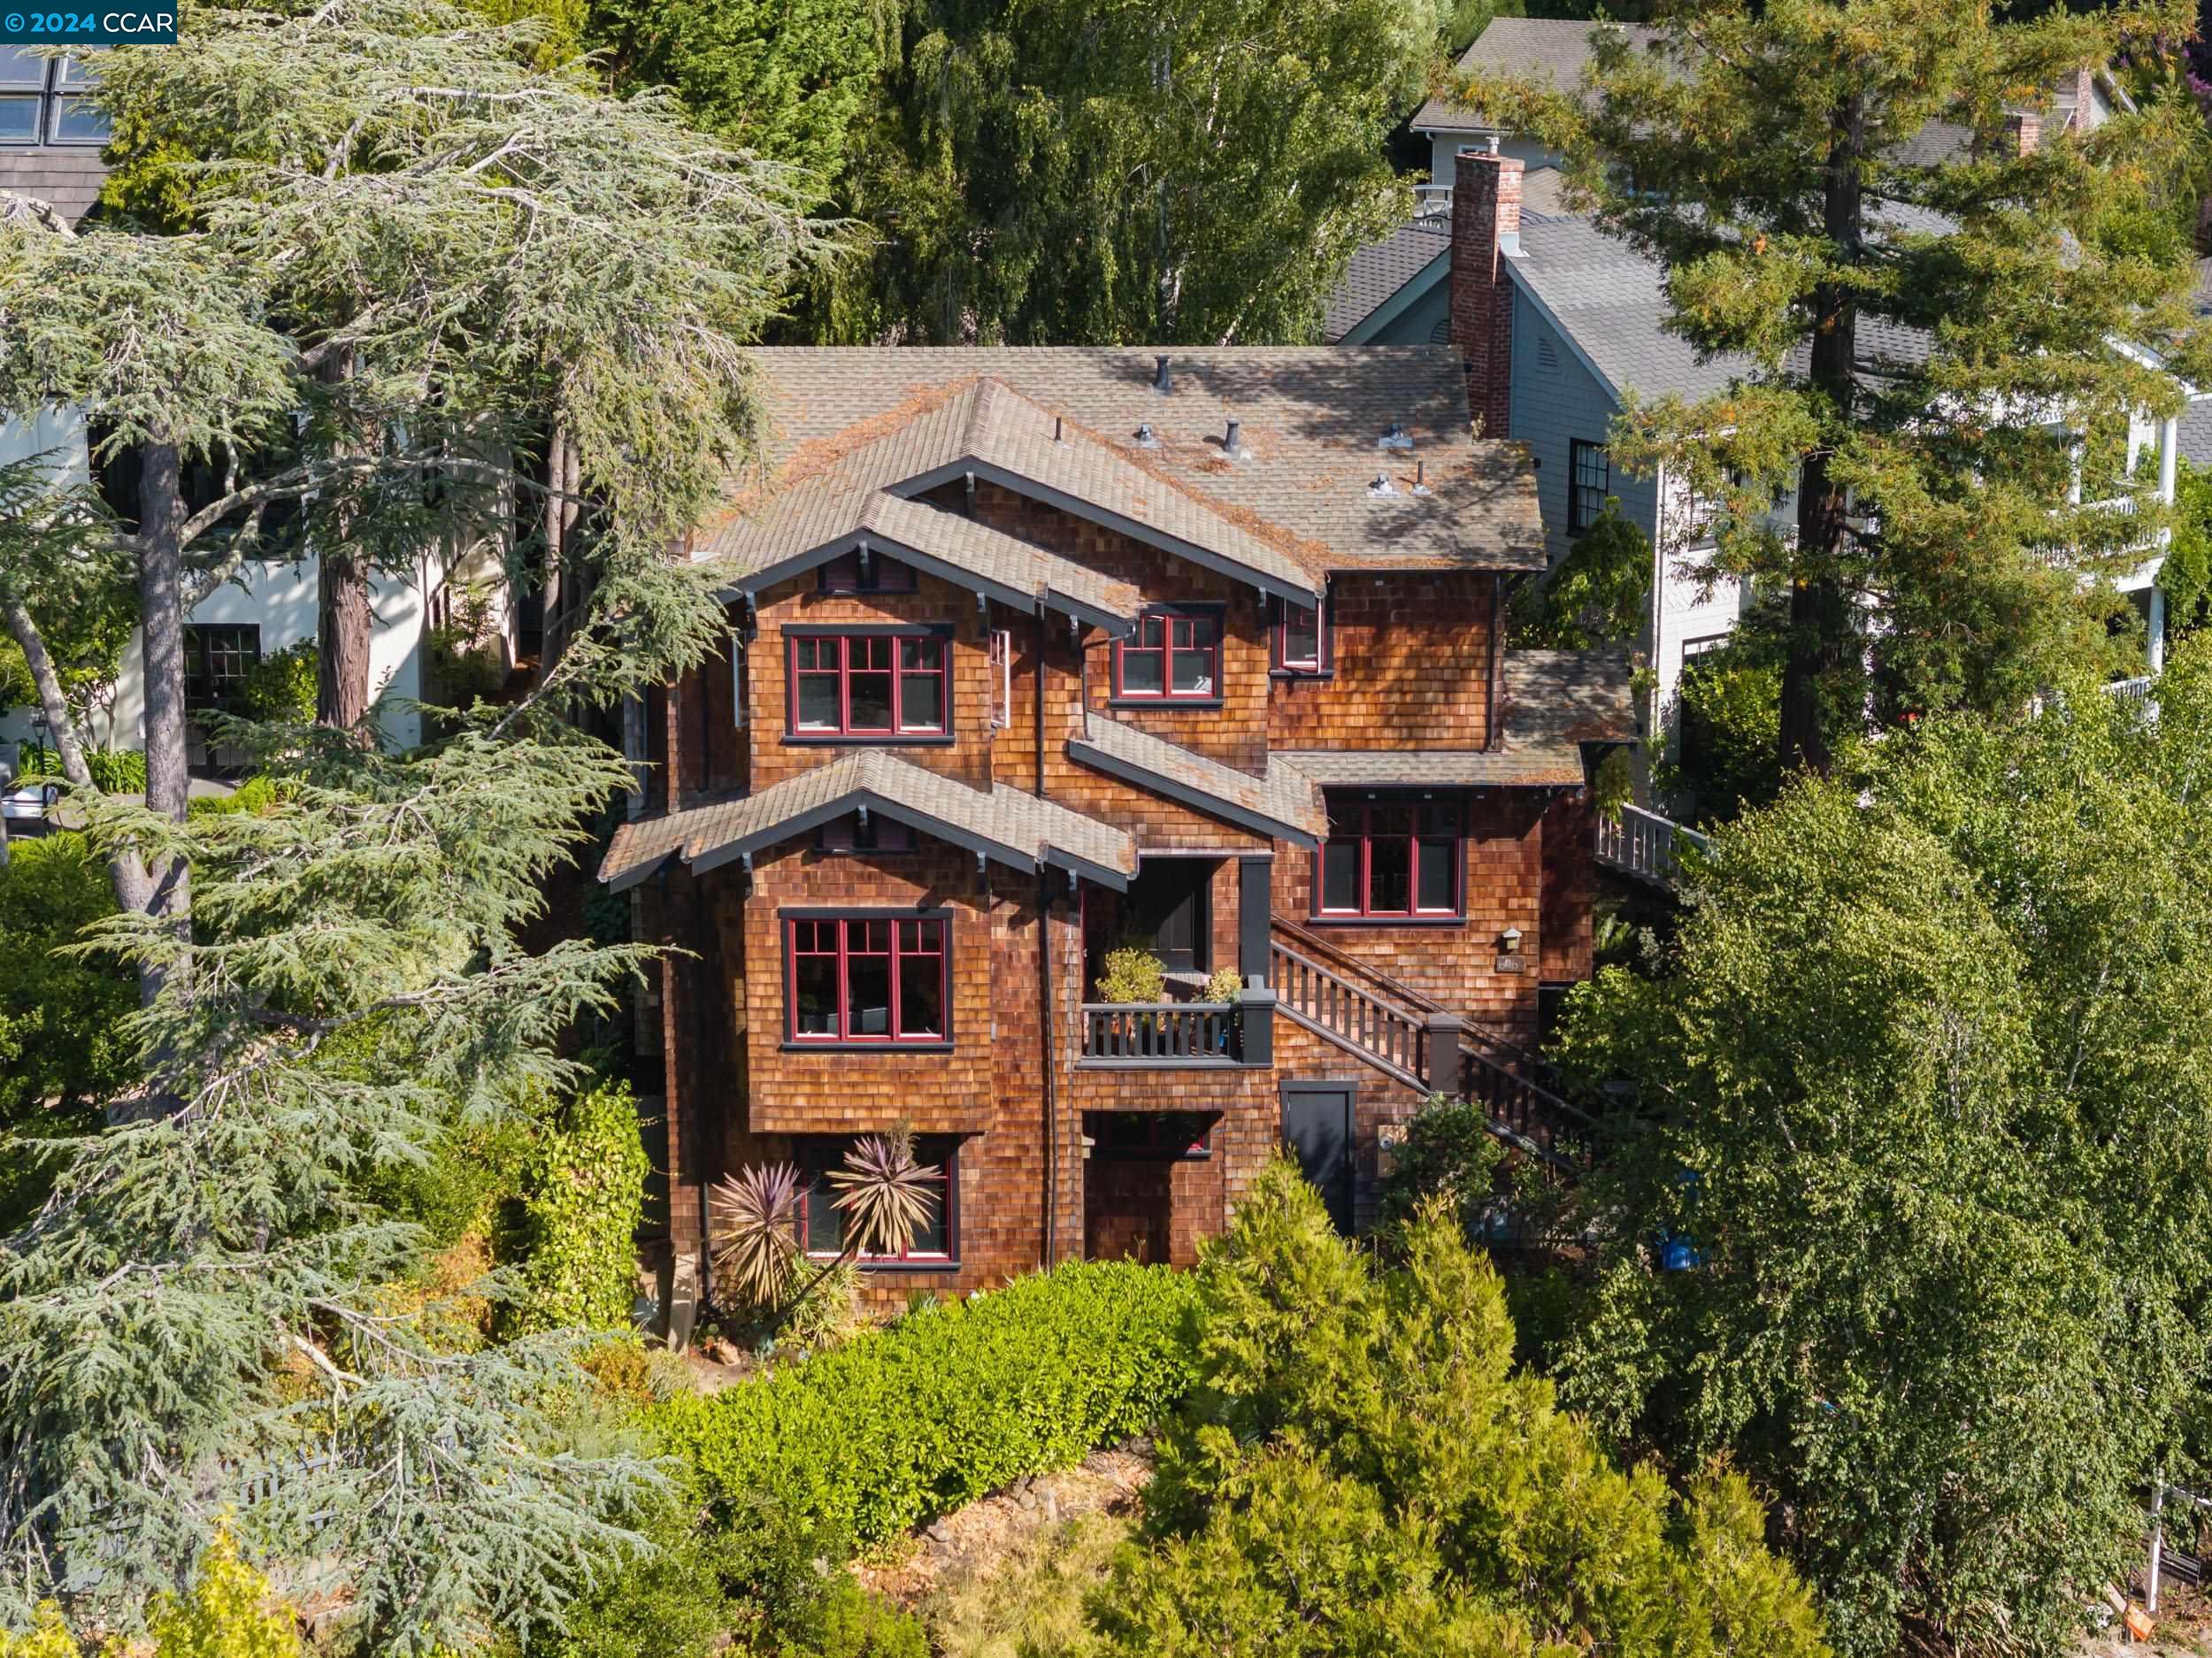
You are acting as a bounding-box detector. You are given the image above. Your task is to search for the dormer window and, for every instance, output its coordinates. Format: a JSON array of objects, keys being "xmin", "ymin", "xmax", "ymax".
[
  {"xmin": 1271, "ymin": 595, "xmax": 1332, "ymax": 677},
  {"xmin": 0, "ymin": 51, "xmax": 106, "ymax": 147},
  {"xmin": 1113, "ymin": 605, "xmax": 1221, "ymax": 703}
]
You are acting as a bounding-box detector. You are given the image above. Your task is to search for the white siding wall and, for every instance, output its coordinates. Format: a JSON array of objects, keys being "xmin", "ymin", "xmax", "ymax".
[
  {"xmin": 1505, "ymin": 285, "xmax": 1659, "ymax": 565},
  {"xmin": 1420, "ymin": 127, "xmax": 1563, "ymax": 187}
]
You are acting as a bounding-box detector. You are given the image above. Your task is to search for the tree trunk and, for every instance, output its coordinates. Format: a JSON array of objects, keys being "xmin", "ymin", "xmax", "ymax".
[
  {"xmin": 1779, "ymin": 95, "xmax": 1867, "ymax": 779},
  {"xmin": 136, "ymin": 437, "xmax": 194, "ymax": 1009},
  {"xmin": 540, "ymin": 422, "xmax": 581, "ymax": 678},
  {"xmin": 315, "ymin": 345, "xmax": 375, "ymax": 732}
]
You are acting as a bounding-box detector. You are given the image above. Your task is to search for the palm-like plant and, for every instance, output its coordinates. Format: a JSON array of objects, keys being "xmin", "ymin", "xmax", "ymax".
[
  {"xmin": 705, "ymin": 1124, "xmax": 942, "ymax": 1325},
  {"xmin": 707, "ymin": 1161, "xmax": 803, "ymax": 1311},
  {"xmin": 827, "ymin": 1124, "xmax": 942, "ymax": 1258}
]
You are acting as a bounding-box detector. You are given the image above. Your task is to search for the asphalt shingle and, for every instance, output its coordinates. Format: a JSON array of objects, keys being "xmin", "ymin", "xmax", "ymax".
[
  {"xmin": 1273, "ymin": 748, "xmax": 1586, "ymax": 789},
  {"xmin": 1414, "ymin": 18, "xmax": 1663, "ymax": 134},
  {"xmin": 0, "ymin": 149, "xmax": 105, "ymax": 225},
  {"xmin": 598, "ymin": 750, "xmax": 1137, "ymax": 890},
  {"xmin": 1070, "ymin": 711, "xmax": 1325, "ymax": 842}
]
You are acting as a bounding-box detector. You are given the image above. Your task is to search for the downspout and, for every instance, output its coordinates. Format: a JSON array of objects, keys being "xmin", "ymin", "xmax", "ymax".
[
  {"xmin": 1035, "ymin": 599, "xmax": 1056, "ymax": 1267},
  {"xmin": 1486, "ymin": 572, "xmax": 1506, "ymax": 750}
]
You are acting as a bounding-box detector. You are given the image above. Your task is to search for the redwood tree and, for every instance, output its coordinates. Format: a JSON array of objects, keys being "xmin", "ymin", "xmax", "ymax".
[{"xmin": 1463, "ymin": 0, "xmax": 2210, "ymax": 777}]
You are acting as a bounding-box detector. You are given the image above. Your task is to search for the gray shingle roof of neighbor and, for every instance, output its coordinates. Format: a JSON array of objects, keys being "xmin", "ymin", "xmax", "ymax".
[
  {"xmin": 1414, "ymin": 18, "xmax": 1663, "ymax": 134},
  {"xmin": 1071, "ymin": 710, "xmax": 1325, "ymax": 844},
  {"xmin": 0, "ymin": 149, "xmax": 106, "ymax": 226},
  {"xmin": 597, "ymin": 749, "xmax": 1138, "ymax": 892},
  {"xmin": 1325, "ymin": 219, "xmax": 1452, "ymax": 343},
  {"xmin": 733, "ymin": 348, "xmax": 1548, "ymax": 575},
  {"xmin": 698, "ymin": 470, "xmax": 1146, "ymax": 633}
]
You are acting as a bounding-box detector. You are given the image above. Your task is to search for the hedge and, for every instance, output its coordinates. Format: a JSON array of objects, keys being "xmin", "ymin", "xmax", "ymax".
[{"xmin": 649, "ymin": 1260, "xmax": 1196, "ymax": 1547}]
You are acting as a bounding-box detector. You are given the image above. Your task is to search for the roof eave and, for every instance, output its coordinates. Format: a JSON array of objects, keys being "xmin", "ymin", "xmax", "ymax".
[{"xmin": 1066, "ymin": 740, "xmax": 1319, "ymax": 847}]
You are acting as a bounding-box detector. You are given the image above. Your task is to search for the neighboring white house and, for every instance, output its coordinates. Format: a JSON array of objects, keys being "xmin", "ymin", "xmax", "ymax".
[{"xmin": 0, "ymin": 82, "xmax": 518, "ymax": 779}]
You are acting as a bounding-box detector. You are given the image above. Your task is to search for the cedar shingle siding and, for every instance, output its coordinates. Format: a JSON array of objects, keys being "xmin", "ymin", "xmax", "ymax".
[{"xmin": 611, "ymin": 347, "xmax": 1633, "ymax": 1299}]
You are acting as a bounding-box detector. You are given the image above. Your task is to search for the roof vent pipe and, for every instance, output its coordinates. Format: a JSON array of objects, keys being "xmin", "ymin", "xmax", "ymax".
[
  {"xmin": 1225, "ymin": 418, "xmax": 1242, "ymax": 457},
  {"xmin": 1154, "ymin": 354, "xmax": 1172, "ymax": 395},
  {"xmin": 1134, "ymin": 422, "xmax": 1160, "ymax": 449},
  {"xmin": 1054, "ymin": 415, "xmax": 1064, "ymax": 442}
]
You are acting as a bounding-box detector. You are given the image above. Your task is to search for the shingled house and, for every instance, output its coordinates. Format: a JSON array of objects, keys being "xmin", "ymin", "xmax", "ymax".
[{"xmin": 600, "ymin": 348, "xmax": 1633, "ymax": 1301}]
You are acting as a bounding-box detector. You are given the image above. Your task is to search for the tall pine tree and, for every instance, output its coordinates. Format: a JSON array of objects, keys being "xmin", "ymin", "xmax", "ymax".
[{"xmin": 1462, "ymin": 0, "xmax": 2210, "ymax": 775}]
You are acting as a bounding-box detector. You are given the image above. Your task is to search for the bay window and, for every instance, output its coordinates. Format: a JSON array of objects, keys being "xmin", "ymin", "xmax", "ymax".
[
  {"xmin": 796, "ymin": 1133, "xmax": 959, "ymax": 1263},
  {"xmin": 789, "ymin": 629, "xmax": 950, "ymax": 739},
  {"xmin": 1114, "ymin": 606, "xmax": 1220, "ymax": 702},
  {"xmin": 787, "ymin": 911, "xmax": 951, "ymax": 1045},
  {"xmin": 1315, "ymin": 794, "xmax": 1463, "ymax": 919}
]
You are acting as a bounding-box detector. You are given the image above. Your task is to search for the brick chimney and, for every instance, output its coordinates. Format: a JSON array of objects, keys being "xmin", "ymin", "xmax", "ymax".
[
  {"xmin": 2008, "ymin": 110, "xmax": 2041, "ymax": 156},
  {"xmin": 1449, "ymin": 147, "xmax": 1523, "ymax": 441}
]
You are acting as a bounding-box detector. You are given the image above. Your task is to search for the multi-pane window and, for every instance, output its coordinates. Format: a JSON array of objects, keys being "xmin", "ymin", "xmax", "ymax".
[
  {"xmin": 817, "ymin": 550, "xmax": 918, "ymax": 595},
  {"xmin": 795, "ymin": 1133, "xmax": 958, "ymax": 1262},
  {"xmin": 1272, "ymin": 596, "xmax": 1330, "ymax": 675},
  {"xmin": 1569, "ymin": 439, "xmax": 1610, "ymax": 535},
  {"xmin": 1115, "ymin": 607, "xmax": 1220, "ymax": 701},
  {"xmin": 1316, "ymin": 794, "xmax": 1463, "ymax": 919},
  {"xmin": 0, "ymin": 52, "xmax": 107, "ymax": 147},
  {"xmin": 787, "ymin": 914, "xmax": 949, "ymax": 1044},
  {"xmin": 789, "ymin": 632, "xmax": 949, "ymax": 737},
  {"xmin": 182, "ymin": 625, "xmax": 262, "ymax": 713}
]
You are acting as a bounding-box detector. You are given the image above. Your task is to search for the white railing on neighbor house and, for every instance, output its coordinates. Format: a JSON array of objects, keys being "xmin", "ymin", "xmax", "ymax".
[
  {"xmin": 1413, "ymin": 183, "xmax": 1454, "ymax": 221},
  {"xmin": 2105, "ymin": 675, "xmax": 2155, "ymax": 702},
  {"xmin": 1594, "ymin": 804, "xmax": 1710, "ymax": 888}
]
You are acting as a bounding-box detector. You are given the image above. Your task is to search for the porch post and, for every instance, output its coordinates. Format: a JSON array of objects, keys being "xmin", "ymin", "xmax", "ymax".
[
  {"xmin": 1238, "ymin": 856, "xmax": 1271, "ymax": 984},
  {"xmin": 1424, "ymin": 1011, "xmax": 1463, "ymax": 1098}
]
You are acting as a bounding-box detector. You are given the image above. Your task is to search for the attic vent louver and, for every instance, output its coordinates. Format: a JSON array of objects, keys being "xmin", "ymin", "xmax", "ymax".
[
  {"xmin": 1370, "ymin": 472, "xmax": 1397, "ymax": 497},
  {"xmin": 1379, "ymin": 422, "xmax": 1413, "ymax": 451},
  {"xmin": 1153, "ymin": 354, "xmax": 1172, "ymax": 395},
  {"xmin": 1134, "ymin": 422, "xmax": 1161, "ymax": 449}
]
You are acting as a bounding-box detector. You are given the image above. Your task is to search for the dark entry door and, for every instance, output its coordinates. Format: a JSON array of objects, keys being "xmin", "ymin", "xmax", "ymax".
[
  {"xmin": 1279, "ymin": 1082, "xmax": 1356, "ymax": 1234},
  {"xmin": 1126, "ymin": 860, "xmax": 1211, "ymax": 973}
]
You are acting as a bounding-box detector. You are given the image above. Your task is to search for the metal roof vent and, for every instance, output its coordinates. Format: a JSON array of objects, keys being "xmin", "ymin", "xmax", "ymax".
[
  {"xmin": 1379, "ymin": 422, "xmax": 1413, "ymax": 451},
  {"xmin": 1223, "ymin": 418, "xmax": 1247, "ymax": 460},
  {"xmin": 1412, "ymin": 461, "xmax": 1431, "ymax": 496},
  {"xmin": 1153, "ymin": 354, "xmax": 1172, "ymax": 395},
  {"xmin": 1369, "ymin": 472, "xmax": 1397, "ymax": 497},
  {"xmin": 1134, "ymin": 422, "xmax": 1161, "ymax": 449}
]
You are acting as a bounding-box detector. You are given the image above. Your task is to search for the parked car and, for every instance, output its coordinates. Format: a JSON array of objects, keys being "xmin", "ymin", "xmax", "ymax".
[{"xmin": 1, "ymin": 778, "xmax": 60, "ymax": 839}]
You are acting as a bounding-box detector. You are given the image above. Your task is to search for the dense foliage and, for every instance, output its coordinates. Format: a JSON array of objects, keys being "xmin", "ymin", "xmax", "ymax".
[
  {"xmin": 0, "ymin": 834, "xmax": 134, "ymax": 1213},
  {"xmin": 1466, "ymin": 0, "xmax": 2210, "ymax": 777},
  {"xmin": 498, "ymin": 1079, "xmax": 650, "ymax": 1337},
  {"xmin": 813, "ymin": 0, "xmax": 1434, "ymax": 345},
  {"xmin": 1094, "ymin": 1160, "xmax": 1828, "ymax": 1656},
  {"xmin": 1508, "ymin": 498, "xmax": 1651, "ymax": 650},
  {"xmin": 1551, "ymin": 636, "xmax": 2212, "ymax": 1655},
  {"xmin": 1655, "ymin": 624, "xmax": 1789, "ymax": 826},
  {"xmin": 652, "ymin": 1261, "xmax": 1196, "ymax": 1548}
]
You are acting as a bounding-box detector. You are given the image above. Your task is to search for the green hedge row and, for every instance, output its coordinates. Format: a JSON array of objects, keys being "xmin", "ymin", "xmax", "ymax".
[
  {"xmin": 649, "ymin": 1260, "xmax": 1196, "ymax": 1547},
  {"xmin": 15, "ymin": 742, "xmax": 147, "ymax": 795}
]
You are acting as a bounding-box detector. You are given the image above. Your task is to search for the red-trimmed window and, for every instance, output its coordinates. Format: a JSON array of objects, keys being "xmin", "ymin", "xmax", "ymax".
[
  {"xmin": 1272, "ymin": 596, "xmax": 1330, "ymax": 675},
  {"xmin": 789, "ymin": 632, "xmax": 949, "ymax": 737},
  {"xmin": 788, "ymin": 914, "xmax": 949, "ymax": 1043},
  {"xmin": 1114, "ymin": 607, "xmax": 1220, "ymax": 701},
  {"xmin": 1315, "ymin": 794, "xmax": 1463, "ymax": 918},
  {"xmin": 818, "ymin": 550, "xmax": 918, "ymax": 594},
  {"xmin": 796, "ymin": 1133, "xmax": 959, "ymax": 1262},
  {"xmin": 1087, "ymin": 1110, "xmax": 1215, "ymax": 1161}
]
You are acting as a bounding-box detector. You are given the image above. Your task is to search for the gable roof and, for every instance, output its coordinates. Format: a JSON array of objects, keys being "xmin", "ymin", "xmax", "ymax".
[
  {"xmin": 733, "ymin": 349, "xmax": 1548, "ymax": 576},
  {"xmin": 1415, "ymin": 18, "xmax": 1662, "ymax": 134},
  {"xmin": 699, "ymin": 472, "xmax": 1145, "ymax": 633},
  {"xmin": 1069, "ymin": 711, "xmax": 1325, "ymax": 845},
  {"xmin": 1325, "ymin": 219, "xmax": 1452, "ymax": 344},
  {"xmin": 598, "ymin": 749, "xmax": 1138, "ymax": 893}
]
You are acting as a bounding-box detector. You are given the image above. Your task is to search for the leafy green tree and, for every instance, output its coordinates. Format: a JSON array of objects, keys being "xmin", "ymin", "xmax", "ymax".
[
  {"xmin": 818, "ymin": 0, "xmax": 1435, "ymax": 345},
  {"xmin": 1094, "ymin": 1158, "xmax": 1829, "ymax": 1657},
  {"xmin": 1508, "ymin": 496, "xmax": 1651, "ymax": 649},
  {"xmin": 1551, "ymin": 637, "xmax": 2212, "ymax": 1655},
  {"xmin": 499, "ymin": 1078, "xmax": 651, "ymax": 1336},
  {"xmin": 1463, "ymin": 0, "xmax": 2209, "ymax": 779},
  {"xmin": 588, "ymin": 0, "xmax": 884, "ymax": 200}
]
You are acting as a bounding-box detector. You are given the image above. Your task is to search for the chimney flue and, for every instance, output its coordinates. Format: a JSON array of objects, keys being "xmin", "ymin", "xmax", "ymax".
[{"xmin": 1154, "ymin": 354, "xmax": 1172, "ymax": 395}]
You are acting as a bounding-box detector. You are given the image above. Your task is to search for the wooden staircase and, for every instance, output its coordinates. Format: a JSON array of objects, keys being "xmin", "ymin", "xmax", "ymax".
[{"xmin": 1267, "ymin": 917, "xmax": 1602, "ymax": 1171}]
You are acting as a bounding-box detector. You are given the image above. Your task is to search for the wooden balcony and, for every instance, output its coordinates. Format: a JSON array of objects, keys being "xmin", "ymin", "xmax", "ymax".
[
  {"xmin": 1079, "ymin": 1001, "xmax": 1262, "ymax": 1069},
  {"xmin": 1595, "ymin": 803, "xmax": 1709, "ymax": 888}
]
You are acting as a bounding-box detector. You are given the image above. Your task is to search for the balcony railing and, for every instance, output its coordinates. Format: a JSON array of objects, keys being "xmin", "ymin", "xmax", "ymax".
[
  {"xmin": 1079, "ymin": 1002, "xmax": 1241, "ymax": 1068},
  {"xmin": 1594, "ymin": 804, "xmax": 1709, "ymax": 888},
  {"xmin": 2106, "ymin": 675, "xmax": 2154, "ymax": 703}
]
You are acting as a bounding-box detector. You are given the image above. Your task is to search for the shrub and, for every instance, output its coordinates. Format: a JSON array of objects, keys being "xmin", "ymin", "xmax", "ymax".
[
  {"xmin": 1094, "ymin": 948, "xmax": 1164, "ymax": 1004},
  {"xmin": 144, "ymin": 1521, "xmax": 304, "ymax": 1658},
  {"xmin": 236, "ymin": 639, "xmax": 318, "ymax": 724},
  {"xmin": 1371, "ymin": 1094, "xmax": 1504, "ymax": 1239},
  {"xmin": 0, "ymin": 1605, "xmax": 77, "ymax": 1658},
  {"xmin": 1094, "ymin": 1161, "xmax": 1827, "ymax": 1658},
  {"xmin": 649, "ymin": 1261, "xmax": 1196, "ymax": 1548},
  {"xmin": 1201, "ymin": 965, "xmax": 1242, "ymax": 1002},
  {"xmin": 15, "ymin": 741, "xmax": 145, "ymax": 795},
  {"xmin": 498, "ymin": 1079, "xmax": 649, "ymax": 1336}
]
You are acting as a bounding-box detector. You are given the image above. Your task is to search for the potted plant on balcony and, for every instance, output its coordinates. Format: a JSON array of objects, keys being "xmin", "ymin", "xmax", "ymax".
[
  {"xmin": 1096, "ymin": 946, "xmax": 1168, "ymax": 1052},
  {"xmin": 1203, "ymin": 965, "xmax": 1243, "ymax": 1055}
]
